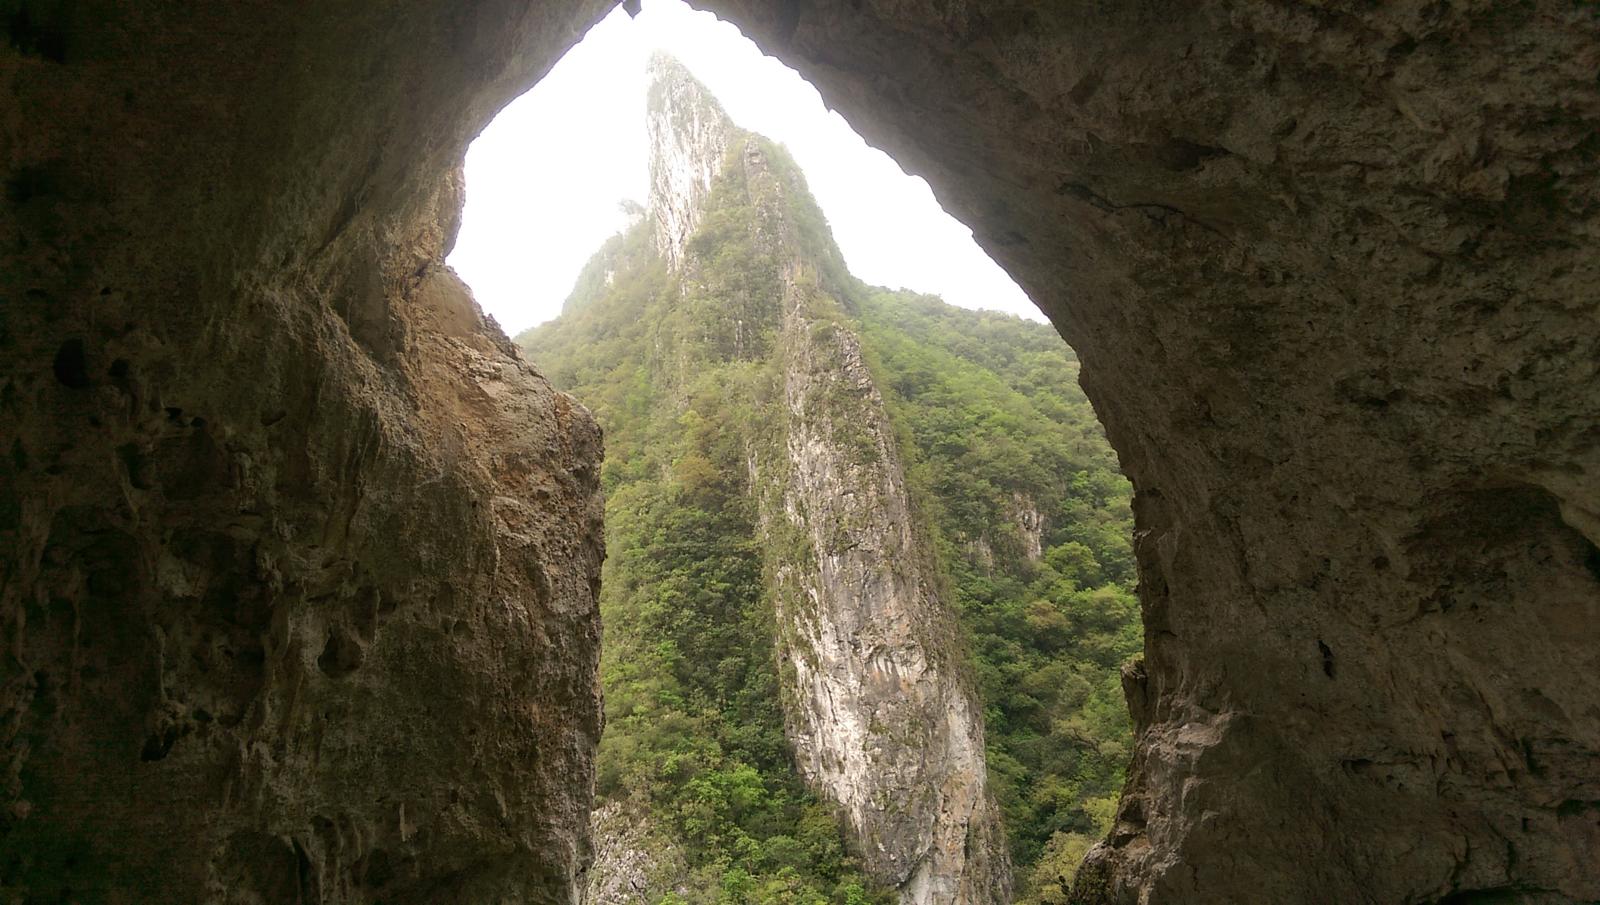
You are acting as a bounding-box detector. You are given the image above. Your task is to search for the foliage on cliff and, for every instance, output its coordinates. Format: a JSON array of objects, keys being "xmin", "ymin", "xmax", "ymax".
[
  {"xmin": 521, "ymin": 125, "xmax": 1137, "ymax": 902},
  {"xmin": 523, "ymin": 208, "xmax": 890, "ymax": 904},
  {"xmin": 851, "ymin": 292, "xmax": 1138, "ymax": 900}
]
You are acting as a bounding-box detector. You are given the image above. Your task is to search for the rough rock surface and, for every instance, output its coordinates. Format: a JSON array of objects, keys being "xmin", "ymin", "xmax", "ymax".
[
  {"xmin": 767, "ymin": 281, "xmax": 1012, "ymax": 905},
  {"xmin": 701, "ymin": 3, "xmax": 1600, "ymax": 903},
  {"xmin": 582, "ymin": 802, "xmax": 688, "ymax": 905},
  {"xmin": 2, "ymin": 3, "xmax": 609, "ymax": 902},
  {"xmin": 647, "ymin": 51, "xmax": 734, "ymax": 270}
]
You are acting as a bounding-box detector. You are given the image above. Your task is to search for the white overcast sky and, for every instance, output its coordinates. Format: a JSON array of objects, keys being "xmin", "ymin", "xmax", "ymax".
[{"xmin": 448, "ymin": 0, "xmax": 1043, "ymax": 335}]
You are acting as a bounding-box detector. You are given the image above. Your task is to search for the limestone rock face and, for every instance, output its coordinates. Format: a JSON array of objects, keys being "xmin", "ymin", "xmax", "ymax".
[
  {"xmin": 697, "ymin": 3, "xmax": 1600, "ymax": 903},
  {"xmin": 769, "ymin": 272, "xmax": 1012, "ymax": 905},
  {"xmin": 2, "ymin": 3, "xmax": 610, "ymax": 902},
  {"xmin": 647, "ymin": 54, "xmax": 734, "ymax": 269},
  {"xmin": 1008, "ymin": 494, "xmax": 1045, "ymax": 565},
  {"xmin": 582, "ymin": 802, "xmax": 689, "ymax": 905}
]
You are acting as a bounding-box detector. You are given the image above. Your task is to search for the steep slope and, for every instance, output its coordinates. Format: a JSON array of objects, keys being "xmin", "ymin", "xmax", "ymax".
[
  {"xmin": 854, "ymin": 292, "xmax": 1140, "ymax": 901},
  {"xmin": 757, "ymin": 190, "xmax": 1010, "ymax": 905},
  {"xmin": 524, "ymin": 57, "xmax": 1137, "ymax": 904},
  {"xmin": 525, "ymin": 57, "xmax": 1012, "ymax": 905}
]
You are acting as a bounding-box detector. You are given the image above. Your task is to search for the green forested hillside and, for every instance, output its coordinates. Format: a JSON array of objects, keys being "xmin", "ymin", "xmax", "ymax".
[
  {"xmin": 523, "ymin": 190, "xmax": 892, "ymax": 904},
  {"xmin": 853, "ymin": 292, "xmax": 1139, "ymax": 900},
  {"xmin": 520, "ymin": 125, "xmax": 1138, "ymax": 903}
]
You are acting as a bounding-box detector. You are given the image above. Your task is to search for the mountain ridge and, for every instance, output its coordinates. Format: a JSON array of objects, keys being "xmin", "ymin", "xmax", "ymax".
[{"xmin": 521, "ymin": 57, "xmax": 1136, "ymax": 905}]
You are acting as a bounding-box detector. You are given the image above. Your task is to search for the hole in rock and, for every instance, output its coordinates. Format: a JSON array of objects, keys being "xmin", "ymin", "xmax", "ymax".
[
  {"xmin": 6, "ymin": 163, "xmax": 60, "ymax": 203},
  {"xmin": 360, "ymin": 848, "xmax": 395, "ymax": 889},
  {"xmin": 5, "ymin": 4, "xmax": 68, "ymax": 62},
  {"xmin": 140, "ymin": 724, "xmax": 181, "ymax": 762},
  {"xmin": 449, "ymin": 1, "xmax": 1139, "ymax": 899},
  {"xmin": 52, "ymin": 338, "xmax": 90, "ymax": 388},
  {"xmin": 317, "ymin": 627, "xmax": 365, "ymax": 679}
]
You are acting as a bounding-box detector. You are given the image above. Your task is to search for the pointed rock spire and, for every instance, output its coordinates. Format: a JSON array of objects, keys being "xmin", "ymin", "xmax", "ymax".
[{"xmin": 646, "ymin": 52, "xmax": 736, "ymax": 269}]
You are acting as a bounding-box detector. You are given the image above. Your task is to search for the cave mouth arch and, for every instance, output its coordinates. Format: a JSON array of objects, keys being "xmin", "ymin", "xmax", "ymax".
[
  {"xmin": 454, "ymin": 4, "xmax": 1142, "ymax": 899},
  {"xmin": 448, "ymin": 0, "xmax": 1043, "ymax": 337},
  {"xmin": 4, "ymin": 2, "xmax": 1597, "ymax": 904}
]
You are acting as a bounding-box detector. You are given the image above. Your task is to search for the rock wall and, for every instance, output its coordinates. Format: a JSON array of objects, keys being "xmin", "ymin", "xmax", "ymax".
[
  {"xmin": 701, "ymin": 3, "xmax": 1600, "ymax": 903},
  {"xmin": 2, "ymin": 2, "xmax": 610, "ymax": 902},
  {"xmin": 766, "ymin": 272, "xmax": 1012, "ymax": 904},
  {"xmin": 647, "ymin": 52, "xmax": 734, "ymax": 269}
]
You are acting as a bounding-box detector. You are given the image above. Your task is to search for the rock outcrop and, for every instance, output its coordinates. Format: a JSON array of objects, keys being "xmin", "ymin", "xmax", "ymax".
[
  {"xmin": 572, "ymin": 58, "xmax": 1013, "ymax": 904},
  {"xmin": 582, "ymin": 802, "xmax": 689, "ymax": 905},
  {"xmin": 767, "ymin": 276, "xmax": 1012, "ymax": 904},
  {"xmin": 647, "ymin": 52, "xmax": 734, "ymax": 270},
  {"xmin": 743, "ymin": 179, "xmax": 1010, "ymax": 903}
]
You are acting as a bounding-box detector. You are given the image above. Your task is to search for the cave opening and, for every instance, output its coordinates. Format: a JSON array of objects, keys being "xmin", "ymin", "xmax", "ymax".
[
  {"xmin": 8, "ymin": 2, "xmax": 1596, "ymax": 903},
  {"xmin": 449, "ymin": 0, "xmax": 1042, "ymax": 336},
  {"xmin": 450, "ymin": 3, "xmax": 1141, "ymax": 901}
]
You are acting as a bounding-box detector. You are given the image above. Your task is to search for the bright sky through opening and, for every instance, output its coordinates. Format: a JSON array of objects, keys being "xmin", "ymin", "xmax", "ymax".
[{"xmin": 448, "ymin": 0, "xmax": 1043, "ymax": 335}]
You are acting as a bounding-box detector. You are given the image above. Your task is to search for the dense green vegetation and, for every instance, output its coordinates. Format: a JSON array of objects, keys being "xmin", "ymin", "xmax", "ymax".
[
  {"xmin": 851, "ymin": 291, "xmax": 1139, "ymax": 901},
  {"xmin": 523, "ymin": 141, "xmax": 893, "ymax": 905},
  {"xmin": 521, "ymin": 126, "xmax": 1139, "ymax": 903},
  {"xmin": 595, "ymin": 362, "xmax": 887, "ymax": 905}
]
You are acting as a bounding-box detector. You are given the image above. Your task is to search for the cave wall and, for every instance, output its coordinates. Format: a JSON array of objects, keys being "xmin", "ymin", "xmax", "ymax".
[
  {"xmin": 4, "ymin": 1, "xmax": 1598, "ymax": 903},
  {"xmin": 2, "ymin": 2, "xmax": 610, "ymax": 902},
  {"xmin": 704, "ymin": 2, "xmax": 1600, "ymax": 903}
]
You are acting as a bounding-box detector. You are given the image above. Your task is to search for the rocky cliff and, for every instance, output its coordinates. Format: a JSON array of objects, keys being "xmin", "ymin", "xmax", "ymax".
[
  {"xmin": 647, "ymin": 52, "xmax": 733, "ymax": 270},
  {"xmin": 752, "ymin": 154, "xmax": 1012, "ymax": 905},
  {"xmin": 766, "ymin": 290, "xmax": 1011, "ymax": 903},
  {"xmin": 1, "ymin": 3, "xmax": 610, "ymax": 901},
  {"xmin": 525, "ymin": 58, "xmax": 1011, "ymax": 904}
]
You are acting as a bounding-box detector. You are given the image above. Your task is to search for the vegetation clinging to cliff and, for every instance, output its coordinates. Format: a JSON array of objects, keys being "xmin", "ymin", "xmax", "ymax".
[
  {"xmin": 523, "ymin": 119, "xmax": 1138, "ymax": 903},
  {"xmin": 852, "ymin": 291, "xmax": 1138, "ymax": 900},
  {"xmin": 523, "ymin": 201, "xmax": 892, "ymax": 903}
]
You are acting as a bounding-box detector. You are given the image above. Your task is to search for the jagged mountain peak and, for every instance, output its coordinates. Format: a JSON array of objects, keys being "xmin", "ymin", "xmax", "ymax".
[{"xmin": 646, "ymin": 53, "xmax": 739, "ymax": 269}]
